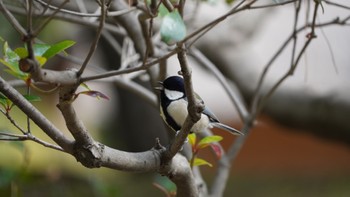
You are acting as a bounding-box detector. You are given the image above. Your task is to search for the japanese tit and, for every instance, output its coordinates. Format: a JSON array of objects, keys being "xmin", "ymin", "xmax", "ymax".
[{"xmin": 157, "ymin": 76, "xmax": 243, "ymax": 135}]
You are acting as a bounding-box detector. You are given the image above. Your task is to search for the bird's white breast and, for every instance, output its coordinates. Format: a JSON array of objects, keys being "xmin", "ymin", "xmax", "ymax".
[
  {"xmin": 167, "ymin": 99, "xmax": 210, "ymax": 133},
  {"xmin": 164, "ymin": 89, "xmax": 184, "ymax": 100}
]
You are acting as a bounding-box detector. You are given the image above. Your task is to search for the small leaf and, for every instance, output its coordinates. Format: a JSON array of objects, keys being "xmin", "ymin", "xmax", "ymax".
[
  {"xmin": 14, "ymin": 47, "xmax": 28, "ymax": 58},
  {"xmin": 210, "ymin": 143, "xmax": 223, "ymax": 159},
  {"xmin": 0, "ymin": 93, "xmax": 12, "ymax": 110},
  {"xmin": 35, "ymin": 56, "xmax": 47, "ymax": 66},
  {"xmin": 3, "ymin": 68, "xmax": 28, "ymax": 80},
  {"xmin": 0, "ymin": 94, "xmax": 8, "ymax": 109},
  {"xmin": 160, "ymin": 10, "xmax": 186, "ymax": 44},
  {"xmin": 188, "ymin": 133, "xmax": 196, "ymax": 147},
  {"xmin": 78, "ymin": 90, "xmax": 110, "ymax": 100},
  {"xmin": 197, "ymin": 135, "xmax": 223, "ymax": 149},
  {"xmin": 158, "ymin": 3, "xmax": 169, "ymax": 17},
  {"xmin": 80, "ymin": 82, "xmax": 92, "ymax": 90},
  {"xmin": 2, "ymin": 42, "xmax": 21, "ymax": 73},
  {"xmin": 23, "ymin": 94, "xmax": 41, "ymax": 102},
  {"xmin": 42, "ymin": 40, "xmax": 75, "ymax": 59},
  {"xmin": 193, "ymin": 157, "xmax": 213, "ymax": 167},
  {"xmin": 0, "ymin": 59, "xmax": 20, "ymax": 73},
  {"xmin": 3, "ymin": 42, "xmax": 19, "ymax": 63},
  {"xmin": 33, "ymin": 43, "xmax": 51, "ymax": 56}
]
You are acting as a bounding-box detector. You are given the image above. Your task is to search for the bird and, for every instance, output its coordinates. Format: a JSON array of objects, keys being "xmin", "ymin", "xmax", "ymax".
[{"xmin": 157, "ymin": 75, "xmax": 243, "ymax": 136}]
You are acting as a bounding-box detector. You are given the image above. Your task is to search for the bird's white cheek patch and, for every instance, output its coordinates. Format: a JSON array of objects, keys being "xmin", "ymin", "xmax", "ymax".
[{"xmin": 165, "ymin": 89, "xmax": 184, "ymax": 100}]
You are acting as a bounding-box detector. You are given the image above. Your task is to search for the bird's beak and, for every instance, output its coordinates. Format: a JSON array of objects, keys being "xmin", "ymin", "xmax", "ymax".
[{"xmin": 154, "ymin": 81, "xmax": 163, "ymax": 91}]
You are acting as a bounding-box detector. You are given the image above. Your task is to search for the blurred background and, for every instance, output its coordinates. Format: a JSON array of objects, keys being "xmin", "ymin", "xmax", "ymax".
[{"xmin": 1, "ymin": 0, "xmax": 350, "ymax": 196}]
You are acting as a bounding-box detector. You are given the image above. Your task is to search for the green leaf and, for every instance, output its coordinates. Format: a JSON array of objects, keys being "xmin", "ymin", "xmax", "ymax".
[
  {"xmin": 188, "ymin": 133, "xmax": 196, "ymax": 147},
  {"xmin": 0, "ymin": 41, "xmax": 29, "ymax": 80},
  {"xmin": 80, "ymin": 82, "xmax": 92, "ymax": 90},
  {"xmin": 153, "ymin": 175, "xmax": 177, "ymax": 194},
  {"xmin": 0, "ymin": 59, "xmax": 20, "ymax": 73},
  {"xmin": 14, "ymin": 47, "xmax": 28, "ymax": 58},
  {"xmin": 2, "ymin": 42, "xmax": 21, "ymax": 73},
  {"xmin": 160, "ymin": 10, "xmax": 186, "ymax": 44},
  {"xmin": 33, "ymin": 43, "xmax": 51, "ymax": 56},
  {"xmin": 42, "ymin": 40, "xmax": 75, "ymax": 59},
  {"xmin": 0, "ymin": 94, "xmax": 8, "ymax": 109},
  {"xmin": 3, "ymin": 42, "xmax": 19, "ymax": 63},
  {"xmin": 3, "ymin": 68, "xmax": 28, "ymax": 80},
  {"xmin": 193, "ymin": 157, "xmax": 213, "ymax": 167},
  {"xmin": 0, "ymin": 93, "xmax": 12, "ymax": 110},
  {"xmin": 158, "ymin": 3, "xmax": 169, "ymax": 17},
  {"xmin": 23, "ymin": 94, "xmax": 41, "ymax": 102},
  {"xmin": 197, "ymin": 135, "xmax": 223, "ymax": 149},
  {"xmin": 35, "ymin": 56, "xmax": 47, "ymax": 66}
]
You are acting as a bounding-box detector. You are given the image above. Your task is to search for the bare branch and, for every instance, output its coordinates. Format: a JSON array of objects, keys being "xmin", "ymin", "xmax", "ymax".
[
  {"xmin": 0, "ymin": 76, "xmax": 75, "ymax": 153},
  {"xmin": 181, "ymin": 0, "xmax": 257, "ymax": 46},
  {"xmin": 189, "ymin": 48, "xmax": 249, "ymax": 121},
  {"xmin": 0, "ymin": 0, "xmax": 26, "ymax": 36},
  {"xmin": 77, "ymin": 0, "xmax": 107, "ymax": 76},
  {"xmin": 324, "ymin": 0, "xmax": 350, "ymax": 10},
  {"xmin": 80, "ymin": 48, "xmax": 179, "ymax": 82},
  {"xmin": 249, "ymin": 0, "xmax": 296, "ymax": 9},
  {"xmin": 257, "ymin": 1, "xmax": 320, "ymax": 112},
  {"xmin": 33, "ymin": 0, "xmax": 69, "ymax": 36},
  {"xmin": 0, "ymin": 131, "xmax": 64, "ymax": 152},
  {"xmin": 162, "ymin": 43, "xmax": 203, "ymax": 164},
  {"xmin": 1, "ymin": 3, "xmax": 126, "ymax": 36},
  {"xmin": 0, "ymin": 108, "xmax": 26, "ymax": 134},
  {"xmin": 34, "ymin": 0, "xmax": 136, "ymax": 17}
]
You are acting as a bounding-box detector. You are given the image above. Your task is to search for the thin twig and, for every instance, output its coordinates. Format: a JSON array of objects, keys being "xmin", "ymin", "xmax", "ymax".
[
  {"xmin": 34, "ymin": 0, "xmax": 136, "ymax": 17},
  {"xmin": 324, "ymin": 0, "xmax": 350, "ymax": 10},
  {"xmin": 2, "ymin": 4, "xmax": 126, "ymax": 36},
  {"xmin": 0, "ymin": 109, "xmax": 26, "ymax": 134},
  {"xmin": 80, "ymin": 48, "xmax": 179, "ymax": 82},
  {"xmin": 33, "ymin": 0, "xmax": 69, "ymax": 36},
  {"xmin": 0, "ymin": 0, "xmax": 27, "ymax": 36},
  {"xmin": 180, "ymin": 0, "xmax": 257, "ymax": 46},
  {"xmin": 257, "ymin": 1, "xmax": 319, "ymax": 113},
  {"xmin": 77, "ymin": 0, "xmax": 107, "ymax": 76},
  {"xmin": 0, "ymin": 132, "xmax": 65, "ymax": 152},
  {"xmin": 318, "ymin": 18, "xmax": 339, "ymax": 74},
  {"xmin": 249, "ymin": 0, "xmax": 296, "ymax": 9},
  {"xmin": 189, "ymin": 48, "xmax": 249, "ymax": 121}
]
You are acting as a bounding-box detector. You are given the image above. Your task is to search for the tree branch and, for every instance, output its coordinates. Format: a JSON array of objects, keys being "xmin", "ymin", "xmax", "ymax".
[
  {"xmin": 0, "ymin": 76, "xmax": 75, "ymax": 153},
  {"xmin": 0, "ymin": 0, "xmax": 26, "ymax": 36},
  {"xmin": 77, "ymin": 0, "xmax": 107, "ymax": 76}
]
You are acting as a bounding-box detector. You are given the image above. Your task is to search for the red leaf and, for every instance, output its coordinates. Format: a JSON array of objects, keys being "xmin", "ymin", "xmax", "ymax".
[
  {"xmin": 77, "ymin": 90, "xmax": 110, "ymax": 100},
  {"xmin": 210, "ymin": 144, "xmax": 223, "ymax": 159}
]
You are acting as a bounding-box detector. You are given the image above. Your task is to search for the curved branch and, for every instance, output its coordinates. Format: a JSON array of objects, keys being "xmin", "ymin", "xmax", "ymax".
[{"xmin": 0, "ymin": 76, "xmax": 75, "ymax": 153}]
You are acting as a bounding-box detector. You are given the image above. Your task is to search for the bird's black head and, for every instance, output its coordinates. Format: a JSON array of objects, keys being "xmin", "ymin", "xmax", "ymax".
[{"xmin": 162, "ymin": 76, "xmax": 185, "ymax": 93}]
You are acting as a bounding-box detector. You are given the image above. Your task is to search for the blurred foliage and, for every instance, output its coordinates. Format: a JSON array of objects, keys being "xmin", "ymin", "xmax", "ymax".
[
  {"xmin": 226, "ymin": 173, "xmax": 350, "ymax": 197},
  {"xmin": 1, "ymin": 165, "xmax": 350, "ymax": 197},
  {"xmin": 188, "ymin": 133, "xmax": 223, "ymax": 168}
]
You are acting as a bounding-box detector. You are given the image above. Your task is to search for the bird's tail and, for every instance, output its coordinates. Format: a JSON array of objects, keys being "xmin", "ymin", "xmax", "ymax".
[{"xmin": 211, "ymin": 122, "xmax": 244, "ymax": 136}]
